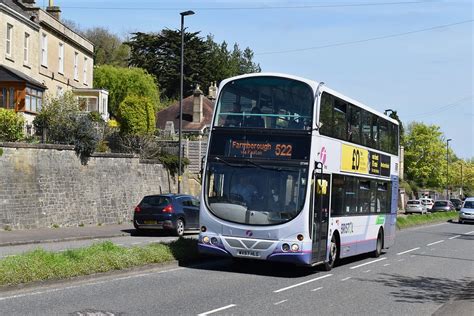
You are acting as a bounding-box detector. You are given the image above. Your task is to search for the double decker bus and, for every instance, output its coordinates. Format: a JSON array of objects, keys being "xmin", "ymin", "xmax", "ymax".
[{"xmin": 198, "ymin": 73, "xmax": 399, "ymax": 270}]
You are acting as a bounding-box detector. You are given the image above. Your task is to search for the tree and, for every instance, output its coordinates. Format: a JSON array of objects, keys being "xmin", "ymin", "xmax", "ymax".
[
  {"xmin": 404, "ymin": 122, "xmax": 446, "ymax": 188},
  {"xmin": 127, "ymin": 30, "xmax": 261, "ymax": 100},
  {"xmin": 82, "ymin": 27, "xmax": 130, "ymax": 67},
  {"xmin": 93, "ymin": 65, "xmax": 160, "ymax": 117},
  {"xmin": 117, "ymin": 95, "xmax": 156, "ymax": 135},
  {"xmin": 388, "ymin": 111, "xmax": 404, "ymax": 144}
]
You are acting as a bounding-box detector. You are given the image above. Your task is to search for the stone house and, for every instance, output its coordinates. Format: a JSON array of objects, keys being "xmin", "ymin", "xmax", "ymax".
[
  {"xmin": 0, "ymin": 0, "xmax": 108, "ymax": 131},
  {"xmin": 156, "ymin": 84, "xmax": 217, "ymax": 137}
]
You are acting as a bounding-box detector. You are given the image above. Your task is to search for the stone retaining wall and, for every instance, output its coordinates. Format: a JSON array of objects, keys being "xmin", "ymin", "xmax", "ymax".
[{"xmin": 0, "ymin": 143, "xmax": 197, "ymax": 230}]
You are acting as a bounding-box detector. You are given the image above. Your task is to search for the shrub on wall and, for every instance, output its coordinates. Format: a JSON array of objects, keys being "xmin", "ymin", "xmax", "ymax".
[
  {"xmin": 74, "ymin": 114, "xmax": 101, "ymax": 165},
  {"xmin": 117, "ymin": 95, "xmax": 156, "ymax": 135},
  {"xmin": 0, "ymin": 108, "xmax": 25, "ymax": 142}
]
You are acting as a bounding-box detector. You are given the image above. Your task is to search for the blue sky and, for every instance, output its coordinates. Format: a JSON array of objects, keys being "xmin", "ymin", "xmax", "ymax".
[{"xmin": 50, "ymin": 0, "xmax": 472, "ymax": 158}]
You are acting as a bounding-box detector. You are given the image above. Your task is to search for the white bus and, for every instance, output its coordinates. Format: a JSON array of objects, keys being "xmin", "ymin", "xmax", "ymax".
[{"xmin": 198, "ymin": 73, "xmax": 399, "ymax": 270}]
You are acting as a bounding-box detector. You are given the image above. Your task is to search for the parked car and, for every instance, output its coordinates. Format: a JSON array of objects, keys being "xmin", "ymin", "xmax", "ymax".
[
  {"xmin": 450, "ymin": 198, "xmax": 463, "ymax": 211},
  {"xmin": 459, "ymin": 197, "xmax": 474, "ymax": 224},
  {"xmin": 420, "ymin": 198, "xmax": 434, "ymax": 211},
  {"xmin": 133, "ymin": 194, "xmax": 200, "ymax": 236},
  {"xmin": 430, "ymin": 200, "xmax": 456, "ymax": 212},
  {"xmin": 406, "ymin": 200, "xmax": 427, "ymax": 214}
]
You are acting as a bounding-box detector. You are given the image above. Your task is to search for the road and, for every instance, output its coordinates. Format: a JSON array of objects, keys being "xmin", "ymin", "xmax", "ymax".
[{"xmin": 1, "ymin": 222, "xmax": 473, "ymax": 315}]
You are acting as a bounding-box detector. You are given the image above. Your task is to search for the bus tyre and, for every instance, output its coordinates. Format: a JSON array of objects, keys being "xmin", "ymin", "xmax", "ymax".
[
  {"xmin": 373, "ymin": 230, "xmax": 383, "ymax": 258},
  {"xmin": 323, "ymin": 235, "xmax": 338, "ymax": 271}
]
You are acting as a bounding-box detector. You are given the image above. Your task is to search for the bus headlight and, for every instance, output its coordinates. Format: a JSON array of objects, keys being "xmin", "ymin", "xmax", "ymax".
[
  {"xmin": 297, "ymin": 234, "xmax": 304, "ymax": 241},
  {"xmin": 291, "ymin": 244, "xmax": 300, "ymax": 252},
  {"xmin": 211, "ymin": 237, "xmax": 219, "ymax": 245},
  {"xmin": 202, "ymin": 236, "xmax": 210, "ymax": 244},
  {"xmin": 282, "ymin": 243, "xmax": 290, "ymax": 252}
]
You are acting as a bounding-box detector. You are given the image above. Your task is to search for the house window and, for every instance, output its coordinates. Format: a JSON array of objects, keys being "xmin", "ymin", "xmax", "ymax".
[
  {"xmin": 6, "ymin": 24, "xmax": 13, "ymax": 57},
  {"xmin": 58, "ymin": 43, "xmax": 64, "ymax": 74},
  {"xmin": 25, "ymin": 87, "xmax": 44, "ymax": 113},
  {"xmin": 24, "ymin": 33, "xmax": 30, "ymax": 64},
  {"xmin": 56, "ymin": 86, "xmax": 63, "ymax": 97},
  {"xmin": 79, "ymin": 97, "xmax": 98, "ymax": 112},
  {"xmin": 0, "ymin": 87, "xmax": 17, "ymax": 110},
  {"xmin": 73, "ymin": 52, "xmax": 79, "ymax": 80},
  {"xmin": 83, "ymin": 57, "xmax": 88, "ymax": 85},
  {"xmin": 41, "ymin": 33, "xmax": 48, "ymax": 67}
]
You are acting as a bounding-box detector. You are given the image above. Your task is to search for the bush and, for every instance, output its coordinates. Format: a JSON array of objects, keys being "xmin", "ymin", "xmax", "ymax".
[
  {"xmin": 0, "ymin": 108, "xmax": 24, "ymax": 142},
  {"xmin": 117, "ymin": 95, "xmax": 156, "ymax": 135},
  {"xmin": 158, "ymin": 153, "xmax": 189, "ymax": 177},
  {"xmin": 74, "ymin": 114, "xmax": 101, "ymax": 165}
]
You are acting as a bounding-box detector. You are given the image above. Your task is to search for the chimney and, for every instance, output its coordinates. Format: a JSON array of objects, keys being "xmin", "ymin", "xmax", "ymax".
[
  {"xmin": 193, "ymin": 85, "xmax": 204, "ymax": 123},
  {"xmin": 208, "ymin": 82, "xmax": 217, "ymax": 100},
  {"xmin": 46, "ymin": 0, "xmax": 61, "ymax": 20}
]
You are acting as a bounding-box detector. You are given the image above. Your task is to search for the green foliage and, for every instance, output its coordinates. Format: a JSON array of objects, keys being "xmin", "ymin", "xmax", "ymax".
[
  {"xmin": 0, "ymin": 148, "xmax": 3, "ymax": 156},
  {"xmin": 33, "ymin": 92, "xmax": 80, "ymax": 144},
  {"xmin": 117, "ymin": 95, "xmax": 156, "ymax": 135},
  {"xmin": 96, "ymin": 140, "xmax": 110, "ymax": 153},
  {"xmin": 0, "ymin": 108, "xmax": 25, "ymax": 142},
  {"xmin": 127, "ymin": 30, "xmax": 261, "ymax": 101},
  {"xmin": 82, "ymin": 27, "xmax": 130, "ymax": 67},
  {"xmin": 74, "ymin": 114, "xmax": 101, "ymax": 165},
  {"xmin": 404, "ymin": 122, "xmax": 445, "ymax": 189},
  {"xmin": 158, "ymin": 153, "xmax": 190, "ymax": 177},
  {"xmin": 93, "ymin": 65, "xmax": 159, "ymax": 118},
  {"xmin": 388, "ymin": 110, "xmax": 404, "ymax": 144},
  {"xmin": 88, "ymin": 111, "xmax": 104, "ymax": 123}
]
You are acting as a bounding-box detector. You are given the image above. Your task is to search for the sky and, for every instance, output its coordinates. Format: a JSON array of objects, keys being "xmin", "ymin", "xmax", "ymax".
[{"xmin": 46, "ymin": 0, "xmax": 473, "ymax": 158}]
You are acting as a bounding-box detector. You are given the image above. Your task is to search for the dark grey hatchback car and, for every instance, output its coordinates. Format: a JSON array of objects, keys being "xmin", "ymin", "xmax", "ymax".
[{"xmin": 133, "ymin": 194, "xmax": 200, "ymax": 236}]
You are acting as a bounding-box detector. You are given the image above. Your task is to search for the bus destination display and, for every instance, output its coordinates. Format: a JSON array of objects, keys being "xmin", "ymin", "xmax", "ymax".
[{"xmin": 226, "ymin": 140, "xmax": 293, "ymax": 159}]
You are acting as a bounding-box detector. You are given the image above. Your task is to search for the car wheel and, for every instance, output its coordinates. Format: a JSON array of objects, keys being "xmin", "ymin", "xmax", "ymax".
[
  {"xmin": 459, "ymin": 219, "xmax": 464, "ymax": 224},
  {"xmin": 133, "ymin": 221, "xmax": 141, "ymax": 231},
  {"xmin": 372, "ymin": 230, "xmax": 383, "ymax": 258},
  {"xmin": 322, "ymin": 235, "xmax": 338, "ymax": 271},
  {"xmin": 175, "ymin": 218, "xmax": 185, "ymax": 237}
]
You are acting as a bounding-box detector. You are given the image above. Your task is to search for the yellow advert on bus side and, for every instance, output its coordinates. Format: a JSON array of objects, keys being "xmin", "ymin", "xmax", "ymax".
[{"xmin": 341, "ymin": 144, "xmax": 369, "ymax": 174}]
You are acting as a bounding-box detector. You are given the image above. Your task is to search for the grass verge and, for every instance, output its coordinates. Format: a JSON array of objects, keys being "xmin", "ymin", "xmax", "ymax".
[
  {"xmin": 396, "ymin": 211, "xmax": 458, "ymax": 230},
  {"xmin": 0, "ymin": 238, "xmax": 198, "ymax": 287}
]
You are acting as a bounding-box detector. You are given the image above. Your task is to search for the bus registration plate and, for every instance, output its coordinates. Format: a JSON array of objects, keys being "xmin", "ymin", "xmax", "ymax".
[{"xmin": 237, "ymin": 250, "xmax": 260, "ymax": 258}]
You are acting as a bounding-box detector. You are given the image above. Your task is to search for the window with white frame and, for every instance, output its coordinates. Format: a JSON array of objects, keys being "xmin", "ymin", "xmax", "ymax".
[
  {"xmin": 78, "ymin": 97, "xmax": 98, "ymax": 112},
  {"xmin": 83, "ymin": 57, "xmax": 88, "ymax": 85},
  {"xmin": 41, "ymin": 33, "xmax": 48, "ymax": 66},
  {"xmin": 25, "ymin": 87, "xmax": 44, "ymax": 113},
  {"xmin": 74, "ymin": 52, "xmax": 79, "ymax": 80},
  {"xmin": 58, "ymin": 43, "xmax": 64, "ymax": 74},
  {"xmin": 6, "ymin": 24, "xmax": 13, "ymax": 57},
  {"xmin": 24, "ymin": 33, "xmax": 30, "ymax": 64}
]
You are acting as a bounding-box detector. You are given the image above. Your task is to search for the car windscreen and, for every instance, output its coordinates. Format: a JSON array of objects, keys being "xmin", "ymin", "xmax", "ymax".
[
  {"xmin": 140, "ymin": 196, "xmax": 171, "ymax": 207},
  {"xmin": 463, "ymin": 201, "xmax": 474, "ymax": 209},
  {"xmin": 205, "ymin": 161, "xmax": 308, "ymax": 225},
  {"xmin": 434, "ymin": 201, "xmax": 447, "ymax": 207},
  {"xmin": 213, "ymin": 76, "xmax": 314, "ymax": 130}
]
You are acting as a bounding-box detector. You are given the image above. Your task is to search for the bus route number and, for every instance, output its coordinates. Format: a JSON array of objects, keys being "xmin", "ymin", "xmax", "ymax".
[
  {"xmin": 352, "ymin": 149, "xmax": 360, "ymax": 170},
  {"xmin": 275, "ymin": 144, "xmax": 292, "ymax": 157}
]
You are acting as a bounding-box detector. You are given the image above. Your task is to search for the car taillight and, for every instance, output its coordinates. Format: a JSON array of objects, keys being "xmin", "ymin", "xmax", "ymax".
[
  {"xmin": 163, "ymin": 204, "xmax": 174, "ymax": 213},
  {"xmin": 134, "ymin": 205, "xmax": 141, "ymax": 212}
]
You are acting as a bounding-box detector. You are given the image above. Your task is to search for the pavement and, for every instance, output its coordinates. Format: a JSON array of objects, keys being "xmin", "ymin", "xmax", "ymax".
[{"xmin": 0, "ymin": 223, "xmax": 134, "ymax": 247}]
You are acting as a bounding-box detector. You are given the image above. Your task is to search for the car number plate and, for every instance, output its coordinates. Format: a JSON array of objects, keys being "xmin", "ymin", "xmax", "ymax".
[
  {"xmin": 144, "ymin": 220, "xmax": 157, "ymax": 224},
  {"xmin": 237, "ymin": 250, "xmax": 260, "ymax": 258}
]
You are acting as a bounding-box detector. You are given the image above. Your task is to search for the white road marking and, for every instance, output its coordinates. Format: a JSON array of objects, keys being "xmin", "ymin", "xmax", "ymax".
[
  {"xmin": 427, "ymin": 240, "xmax": 444, "ymax": 246},
  {"xmin": 0, "ymin": 267, "xmax": 184, "ymax": 301},
  {"xmin": 198, "ymin": 304, "xmax": 236, "ymax": 316},
  {"xmin": 397, "ymin": 247, "xmax": 420, "ymax": 255},
  {"xmin": 466, "ymin": 231, "xmax": 474, "ymax": 235},
  {"xmin": 273, "ymin": 274, "xmax": 333, "ymax": 293},
  {"xmin": 341, "ymin": 277, "xmax": 351, "ymax": 281},
  {"xmin": 349, "ymin": 258, "xmax": 386, "ymax": 270},
  {"xmin": 274, "ymin": 300, "xmax": 288, "ymax": 305},
  {"xmin": 311, "ymin": 287, "xmax": 323, "ymax": 292},
  {"xmin": 449, "ymin": 235, "xmax": 461, "ymax": 240},
  {"xmin": 383, "ymin": 264, "xmax": 390, "ymax": 267}
]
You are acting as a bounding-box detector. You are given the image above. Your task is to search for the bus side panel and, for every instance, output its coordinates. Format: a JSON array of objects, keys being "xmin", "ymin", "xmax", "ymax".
[{"xmin": 384, "ymin": 175, "xmax": 399, "ymax": 248}]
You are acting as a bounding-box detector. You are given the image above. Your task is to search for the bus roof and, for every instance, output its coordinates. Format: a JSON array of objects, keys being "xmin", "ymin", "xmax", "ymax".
[{"xmin": 219, "ymin": 72, "xmax": 399, "ymax": 126}]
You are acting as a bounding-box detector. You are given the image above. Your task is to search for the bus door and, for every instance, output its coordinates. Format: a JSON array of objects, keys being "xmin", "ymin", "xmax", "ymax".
[{"xmin": 311, "ymin": 165, "xmax": 331, "ymax": 263}]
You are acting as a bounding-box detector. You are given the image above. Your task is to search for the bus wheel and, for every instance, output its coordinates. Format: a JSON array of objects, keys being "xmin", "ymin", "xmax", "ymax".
[
  {"xmin": 323, "ymin": 235, "xmax": 338, "ymax": 271},
  {"xmin": 373, "ymin": 230, "xmax": 383, "ymax": 258}
]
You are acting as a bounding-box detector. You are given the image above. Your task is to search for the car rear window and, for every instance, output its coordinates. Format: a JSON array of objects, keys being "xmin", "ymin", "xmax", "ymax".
[
  {"xmin": 407, "ymin": 201, "xmax": 420, "ymax": 205},
  {"xmin": 140, "ymin": 196, "xmax": 171, "ymax": 207},
  {"xmin": 434, "ymin": 201, "xmax": 447, "ymax": 206}
]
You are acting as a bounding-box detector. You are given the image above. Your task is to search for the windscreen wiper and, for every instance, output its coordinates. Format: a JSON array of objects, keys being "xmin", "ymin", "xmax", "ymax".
[
  {"xmin": 244, "ymin": 159, "xmax": 295, "ymax": 172},
  {"xmin": 213, "ymin": 156, "xmax": 243, "ymax": 167}
]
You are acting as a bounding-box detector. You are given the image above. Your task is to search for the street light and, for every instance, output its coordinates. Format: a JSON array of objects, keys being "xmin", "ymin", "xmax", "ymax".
[
  {"xmin": 446, "ymin": 138, "xmax": 452, "ymax": 199},
  {"xmin": 178, "ymin": 10, "xmax": 195, "ymax": 194}
]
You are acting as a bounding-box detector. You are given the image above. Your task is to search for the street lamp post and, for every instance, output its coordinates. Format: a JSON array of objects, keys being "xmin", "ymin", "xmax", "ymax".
[
  {"xmin": 178, "ymin": 10, "xmax": 195, "ymax": 194},
  {"xmin": 446, "ymin": 138, "xmax": 452, "ymax": 199}
]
